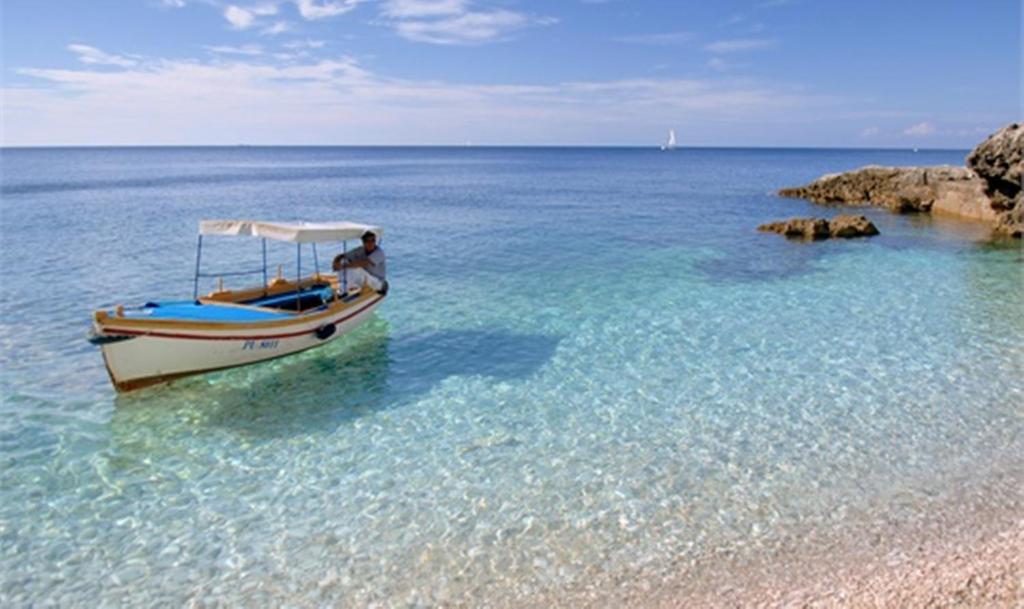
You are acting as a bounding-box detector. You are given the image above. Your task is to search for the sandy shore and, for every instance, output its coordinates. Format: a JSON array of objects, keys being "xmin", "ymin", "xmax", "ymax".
[{"xmin": 552, "ymin": 519, "xmax": 1024, "ymax": 609}]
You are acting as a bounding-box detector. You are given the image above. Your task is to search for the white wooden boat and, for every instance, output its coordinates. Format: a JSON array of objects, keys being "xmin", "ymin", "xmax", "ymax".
[{"xmin": 89, "ymin": 220, "xmax": 387, "ymax": 392}]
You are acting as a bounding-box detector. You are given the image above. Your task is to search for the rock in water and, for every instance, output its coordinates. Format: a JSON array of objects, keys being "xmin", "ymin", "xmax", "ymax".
[
  {"xmin": 966, "ymin": 123, "xmax": 1022, "ymax": 236},
  {"xmin": 777, "ymin": 166, "xmax": 985, "ymax": 214},
  {"xmin": 993, "ymin": 205, "xmax": 1023, "ymax": 238},
  {"xmin": 758, "ymin": 218, "xmax": 830, "ymax": 240},
  {"xmin": 758, "ymin": 215, "xmax": 878, "ymax": 240},
  {"xmin": 829, "ymin": 214, "xmax": 880, "ymax": 237},
  {"xmin": 967, "ymin": 123, "xmax": 1022, "ymax": 210},
  {"xmin": 777, "ymin": 122, "xmax": 1022, "ymax": 239}
]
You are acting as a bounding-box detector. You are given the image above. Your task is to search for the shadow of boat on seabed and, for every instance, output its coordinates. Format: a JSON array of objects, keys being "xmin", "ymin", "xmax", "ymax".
[{"xmin": 110, "ymin": 320, "xmax": 562, "ymax": 438}]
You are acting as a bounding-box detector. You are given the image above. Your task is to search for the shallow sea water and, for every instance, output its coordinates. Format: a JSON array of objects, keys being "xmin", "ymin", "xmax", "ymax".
[{"xmin": 1, "ymin": 147, "xmax": 1022, "ymax": 606}]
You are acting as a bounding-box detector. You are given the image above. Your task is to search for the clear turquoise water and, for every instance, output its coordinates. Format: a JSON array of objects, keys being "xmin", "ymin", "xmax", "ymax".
[{"xmin": 1, "ymin": 147, "xmax": 1022, "ymax": 606}]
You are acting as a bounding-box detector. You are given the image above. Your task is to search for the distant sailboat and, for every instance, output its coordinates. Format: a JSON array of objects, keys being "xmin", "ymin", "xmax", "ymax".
[{"xmin": 661, "ymin": 129, "xmax": 677, "ymax": 151}]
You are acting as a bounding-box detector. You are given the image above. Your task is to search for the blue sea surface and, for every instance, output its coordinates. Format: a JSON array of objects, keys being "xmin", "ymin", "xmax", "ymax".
[{"xmin": 1, "ymin": 146, "xmax": 1022, "ymax": 606}]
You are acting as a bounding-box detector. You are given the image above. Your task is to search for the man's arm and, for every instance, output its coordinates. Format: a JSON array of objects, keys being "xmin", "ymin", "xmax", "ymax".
[{"xmin": 332, "ymin": 254, "xmax": 372, "ymax": 271}]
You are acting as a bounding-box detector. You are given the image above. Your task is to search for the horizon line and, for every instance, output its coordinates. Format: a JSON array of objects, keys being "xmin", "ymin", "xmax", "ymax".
[{"xmin": 0, "ymin": 143, "xmax": 972, "ymax": 152}]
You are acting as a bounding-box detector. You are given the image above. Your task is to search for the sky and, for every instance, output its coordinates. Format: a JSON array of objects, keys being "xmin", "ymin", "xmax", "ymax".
[{"xmin": 1, "ymin": 0, "xmax": 1021, "ymax": 147}]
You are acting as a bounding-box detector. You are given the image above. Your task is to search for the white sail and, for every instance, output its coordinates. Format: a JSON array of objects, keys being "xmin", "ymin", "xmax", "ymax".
[{"xmin": 662, "ymin": 129, "xmax": 677, "ymax": 150}]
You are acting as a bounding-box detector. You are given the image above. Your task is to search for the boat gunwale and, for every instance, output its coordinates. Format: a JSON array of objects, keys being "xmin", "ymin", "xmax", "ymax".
[{"xmin": 95, "ymin": 291, "xmax": 379, "ymax": 332}]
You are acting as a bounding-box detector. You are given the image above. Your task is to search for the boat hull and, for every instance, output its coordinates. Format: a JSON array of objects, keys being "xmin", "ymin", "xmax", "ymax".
[{"xmin": 95, "ymin": 294, "xmax": 384, "ymax": 392}]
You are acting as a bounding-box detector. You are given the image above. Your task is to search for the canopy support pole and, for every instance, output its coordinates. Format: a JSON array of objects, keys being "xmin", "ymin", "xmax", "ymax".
[
  {"xmin": 312, "ymin": 243, "xmax": 320, "ymax": 277},
  {"xmin": 192, "ymin": 235, "xmax": 203, "ymax": 300},
  {"xmin": 261, "ymin": 238, "xmax": 268, "ymax": 293},
  {"xmin": 296, "ymin": 243, "xmax": 302, "ymax": 310},
  {"xmin": 341, "ymin": 240, "xmax": 347, "ymax": 294}
]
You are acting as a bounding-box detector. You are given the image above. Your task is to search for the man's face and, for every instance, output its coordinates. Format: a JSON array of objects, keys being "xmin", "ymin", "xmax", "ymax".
[{"xmin": 363, "ymin": 236, "xmax": 377, "ymax": 252}]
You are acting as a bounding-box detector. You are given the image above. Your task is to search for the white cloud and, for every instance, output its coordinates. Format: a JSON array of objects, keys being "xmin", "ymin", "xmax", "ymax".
[
  {"xmin": 253, "ymin": 3, "xmax": 280, "ymax": 15},
  {"xmin": 383, "ymin": 0, "xmax": 465, "ymax": 18},
  {"xmin": 706, "ymin": 57, "xmax": 750, "ymax": 72},
  {"xmin": 704, "ymin": 38, "xmax": 776, "ymax": 53},
  {"xmin": 951, "ymin": 126, "xmax": 995, "ymax": 136},
  {"xmin": 293, "ymin": 0, "xmax": 361, "ymax": 19},
  {"xmin": 395, "ymin": 10, "xmax": 518, "ymax": 44},
  {"xmin": 394, "ymin": 9, "xmax": 553, "ymax": 44},
  {"xmin": 380, "ymin": 0, "xmax": 553, "ymax": 45},
  {"xmin": 612, "ymin": 31, "xmax": 694, "ymax": 46},
  {"xmin": 224, "ymin": 5, "xmax": 257, "ymax": 28},
  {"xmin": 262, "ymin": 21, "xmax": 291, "ymax": 35},
  {"xmin": 4, "ymin": 51, "xmax": 838, "ymax": 145},
  {"xmin": 210, "ymin": 0, "xmax": 535, "ymax": 43},
  {"xmin": 205, "ymin": 44, "xmax": 265, "ymax": 56},
  {"xmin": 162, "ymin": 0, "xmax": 187, "ymax": 7},
  {"xmin": 903, "ymin": 121, "xmax": 936, "ymax": 136},
  {"xmin": 706, "ymin": 57, "xmax": 729, "ymax": 71},
  {"xmin": 224, "ymin": 4, "xmax": 282, "ymax": 29},
  {"xmin": 860, "ymin": 126, "xmax": 880, "ymax": 137},
  {"xmin": 282, "ymin": 39, "xmax": 327, "ymax": 49},
  {"xmin": 67, "ymin": 44, "xmax": 137, "ymax": 67}
]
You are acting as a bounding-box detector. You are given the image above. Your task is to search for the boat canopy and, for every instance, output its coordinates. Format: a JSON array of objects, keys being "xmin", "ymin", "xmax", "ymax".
[{"xmin": 199, "ymin": 220, "xmax": 383, "ymax": 244}]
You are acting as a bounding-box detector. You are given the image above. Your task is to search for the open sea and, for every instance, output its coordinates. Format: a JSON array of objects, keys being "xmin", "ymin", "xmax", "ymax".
[{"xmin": 1, "ymin": 146, "xmax": 1022, "ymax": 606}]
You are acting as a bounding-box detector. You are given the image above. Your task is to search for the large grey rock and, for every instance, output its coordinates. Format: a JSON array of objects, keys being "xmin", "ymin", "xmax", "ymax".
[
  {"xmin": 930, "ymin": 177, "xmax": 999, "ymax": 222},
  {"xmin": 778, "ymin": 165, "xmax": 984, "ymax": 214},
  {"xmin": 966, "ymin": 124, "xmax": 1023, "ymax": 237},
  {"xmin": 966, "ymin": 123, "xmax": 1023, "ymax": 211},
  {"xmin": 993, "ymin": 205, "xmax": 1023, "ymax": 238}
]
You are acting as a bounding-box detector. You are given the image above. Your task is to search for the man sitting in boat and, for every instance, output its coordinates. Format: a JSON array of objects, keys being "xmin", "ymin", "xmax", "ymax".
[{"xmin": 332, "ymin": 231, "xmax": 388, "ymax": 295}]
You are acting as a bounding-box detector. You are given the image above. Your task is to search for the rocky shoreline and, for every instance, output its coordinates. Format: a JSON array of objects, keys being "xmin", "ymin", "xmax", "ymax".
[{"xmin": 776, "ymin": 123, "xmax": 1022, "ymax": 238}]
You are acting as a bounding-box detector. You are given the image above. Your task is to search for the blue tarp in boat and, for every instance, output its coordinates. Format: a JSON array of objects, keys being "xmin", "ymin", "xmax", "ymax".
[
  {"xmin": 117, "ymin": 301, "xmax": 294, "ymax": 322},
  {"xmin": 115, "ymin": 286, "xmax": 335, "ymax": 322}
]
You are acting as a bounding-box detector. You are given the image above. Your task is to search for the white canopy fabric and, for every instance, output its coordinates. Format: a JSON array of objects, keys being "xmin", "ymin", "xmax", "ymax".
[{"xmin": 199, "ymin": 220, "xmax": 383, "ymax": 244}]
